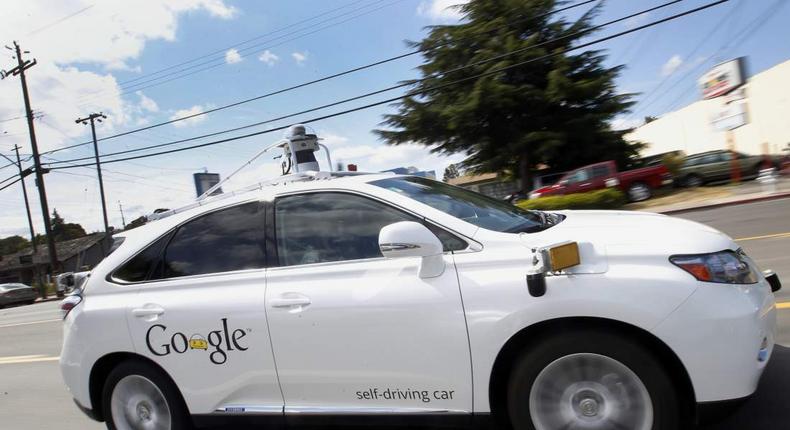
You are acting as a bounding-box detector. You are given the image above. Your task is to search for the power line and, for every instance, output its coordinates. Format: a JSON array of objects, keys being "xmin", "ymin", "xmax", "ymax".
[
  {"xmin": 117, "ymin": 0, "xmax": 371, "ymax": 88},
  {"xmin": 44, "ymin": 0, "xmax": 676, "ymax": 159},
  {"xmin": 46, "ymin": 0, "xmax": 729, "ymax": 170},
  {"xmin": 67, "ymin": 0, "xmax": 603, "ymax": 136},
  {"xmin": 76, "ymin": 0, "xmax": 407, "ymax": 106},
  {"xmin": 26, "ymin": 4, "xmax": 95, "ymax": 37}
]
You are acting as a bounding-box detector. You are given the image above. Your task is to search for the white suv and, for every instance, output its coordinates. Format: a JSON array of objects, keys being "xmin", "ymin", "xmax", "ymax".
[{"xmin": 60, "ymin": 172, "xmax": 779, "ymax": 430}]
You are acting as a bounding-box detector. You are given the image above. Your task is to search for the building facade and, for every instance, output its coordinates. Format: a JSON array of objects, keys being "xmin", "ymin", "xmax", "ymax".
[
  {"xmin": 626, "ymin": 59, "xmax": 790, "ymax": 158},
  {"xmin": 0, "ymin": 234, "xmax": 108, "ymax": 285}
]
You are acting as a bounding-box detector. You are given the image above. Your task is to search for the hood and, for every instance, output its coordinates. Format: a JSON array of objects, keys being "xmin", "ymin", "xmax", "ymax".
[{"xmin": 517, "ymin": 210, "xmax": 737, "ymax": 274}]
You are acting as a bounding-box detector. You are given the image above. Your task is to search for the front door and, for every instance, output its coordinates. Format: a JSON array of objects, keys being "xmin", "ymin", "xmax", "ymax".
[
  {"xmin": 264, "ymin": 192, "xmax": 472, "ymax": 414},
  {"xmin": 123, "ymin": 202, "xmax": 283, "ymax": 415}
]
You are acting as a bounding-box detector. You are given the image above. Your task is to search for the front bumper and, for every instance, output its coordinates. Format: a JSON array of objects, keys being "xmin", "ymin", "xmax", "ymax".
[{"xmin": 652, "ymin": 276, "xmax": 777, "ymax": 402}]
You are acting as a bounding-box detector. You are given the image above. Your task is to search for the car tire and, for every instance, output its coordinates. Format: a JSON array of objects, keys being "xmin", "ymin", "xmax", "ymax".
[
  {"xmin": 507, "ymin": 329, "xmax": 681, "ymax": 430},
  {"xmin": 102, "ymin": 360, "xmax": 191, "ymax": 430},
  {"xmin": 684, "ymin": 174, "xmax": 703, "ymax": 188},
  {"xmin": 627, "ymin": 182, "xmax": 652, "ymax": 202}
]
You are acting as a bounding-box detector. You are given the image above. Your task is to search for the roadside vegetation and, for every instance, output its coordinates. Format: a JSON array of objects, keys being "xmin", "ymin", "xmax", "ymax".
[{"xmin": 516, "ymin": 188, "xmax": 626, "ymax": 210}]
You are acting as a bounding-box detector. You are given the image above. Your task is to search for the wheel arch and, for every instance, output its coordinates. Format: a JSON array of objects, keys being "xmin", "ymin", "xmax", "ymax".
[
  {"xmin": 88, "ymin": 352, "xmax": 188, "ymax": 422},
  {"xmin": 487, "ymin": 316, "xmax": 696, "ymax": 427}
]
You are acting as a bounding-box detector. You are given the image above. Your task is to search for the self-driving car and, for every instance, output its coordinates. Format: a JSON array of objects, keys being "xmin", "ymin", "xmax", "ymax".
[{"xmin": 60, "ymin": 127, "xmax": 780, "ymax": 430}]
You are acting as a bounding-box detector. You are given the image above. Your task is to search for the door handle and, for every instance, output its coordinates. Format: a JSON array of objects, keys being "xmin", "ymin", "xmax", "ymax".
[
  {"xmin": 270, "ymin": 295, "xmax": 311, "ymax": 308},
  {"xmin": 132, "ymin": 306, "xmax": 165, "ymax": 317},
  {"xmin": 580, "ymin": 182, "xmax": 591, "ymax": 186}
]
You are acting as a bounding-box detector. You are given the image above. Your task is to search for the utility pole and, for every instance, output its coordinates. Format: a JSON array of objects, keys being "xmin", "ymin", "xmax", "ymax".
[
  {"xmin": 76, "ymin": 113, "xmax": 109, "ymax": 236},
  {"xmin": 118, "ymin": 200, "xmax": 126, "ymax": 229},
  {"xmin": 0, "ymin": 145, "xmax": 37, "ymax": 252},
  {"xmin": 2, "ymin": 41, "xmax": 58, "ymax": 284}
]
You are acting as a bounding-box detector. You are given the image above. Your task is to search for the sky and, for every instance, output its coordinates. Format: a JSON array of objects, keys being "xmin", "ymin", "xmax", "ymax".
[{"xmin": 0, "ymin": 0, "xmax": 788, "ymax": 238}]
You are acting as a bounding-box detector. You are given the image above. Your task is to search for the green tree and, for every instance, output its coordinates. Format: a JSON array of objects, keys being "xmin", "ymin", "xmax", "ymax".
[
  {"xmin": 443, "ymin": 163, "xmax": 461, "ymax": 182},
  {"xmin": 124, "ymin": 216, "xmax": 148, "ymax": 231},
  {"xmin": 376, "ymin": 0, "xmax": 642, "ymax": 191},
  {"xmin": 50, "ymin": 209, "xmax": 87, "ymax": 241},
  {"xmin": 0, "ymin": 235, "xmax": 31, "ymax": 255}
]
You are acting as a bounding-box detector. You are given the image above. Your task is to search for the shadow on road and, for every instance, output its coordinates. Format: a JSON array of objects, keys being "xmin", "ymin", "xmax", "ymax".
[{"xmin": 700, "ymin": 344, "xmax": 790, "ymax": 430}]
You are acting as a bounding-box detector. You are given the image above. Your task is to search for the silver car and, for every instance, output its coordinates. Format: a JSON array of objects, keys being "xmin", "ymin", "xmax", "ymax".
[{"xmin": 0, "ymin": 283, "xmax": 37, "ymax": 307}]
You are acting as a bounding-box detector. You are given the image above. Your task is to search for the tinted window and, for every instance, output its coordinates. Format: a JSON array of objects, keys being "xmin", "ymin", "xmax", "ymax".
[
  {"xmin": 276, "ymin": 193, "xmax": 420, "ymax": 266},
  {"xmin": 591, "ymin": 165, "xmax": 610, "ymax": 178},
  {"xmin": 370, "ymin": 177, "xmax": 545, "ymax": 233},
  {"xmin": 161, "ymin": 203, "xmax": 265, "ymax": 278},
  {"xmin": 114, "ymin": 233, "xmax": 171, "ymax": 282}
]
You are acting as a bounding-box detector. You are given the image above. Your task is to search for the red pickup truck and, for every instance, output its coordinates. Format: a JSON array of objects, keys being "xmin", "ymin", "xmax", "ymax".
[{"xmin": 529, "ymin": 160, "xmax": 672, "ymax": 202}]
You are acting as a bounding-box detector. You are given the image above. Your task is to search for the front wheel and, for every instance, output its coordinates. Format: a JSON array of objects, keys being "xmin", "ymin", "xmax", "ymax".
[
  {"xmin": 507, "ymin": 330, "xmax": 681, "ymax": 430},
  {"xmin": 102, "ymin": 360, "xmax": 191, "ymax": 430}
]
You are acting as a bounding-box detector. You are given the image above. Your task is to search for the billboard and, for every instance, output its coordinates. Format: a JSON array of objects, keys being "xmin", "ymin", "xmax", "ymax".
[
  {"xmin": 711, "ymin": 102, "xmax": 748, "ymax": 132},
  {"xmin": 698, "ymin": 58, "xmax": 746, "ymax": 99},
  {"xmin": 193, "ymin": 172, "xmax": 222, "ymax": 197}
]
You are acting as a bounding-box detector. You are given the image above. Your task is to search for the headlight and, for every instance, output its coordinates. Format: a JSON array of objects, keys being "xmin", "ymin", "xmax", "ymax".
[{"xmin": 670, "ymin": 250, "xmax": 759, "ymax": 284}]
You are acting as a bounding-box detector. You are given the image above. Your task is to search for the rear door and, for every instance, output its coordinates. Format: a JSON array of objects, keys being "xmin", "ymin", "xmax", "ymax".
[
  {"xmin": 264, "ymin": 191, "xmax": 472, "ymax": 414},
  {"xmin": 122, "ymin": 202, "xmax": 283, "ymax": 416}
]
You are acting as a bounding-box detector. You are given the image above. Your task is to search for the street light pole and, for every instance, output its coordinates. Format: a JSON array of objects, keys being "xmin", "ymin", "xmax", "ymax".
[{"xmin": 76, "ymin": 113, "xmax": 109, "ymax": 236}]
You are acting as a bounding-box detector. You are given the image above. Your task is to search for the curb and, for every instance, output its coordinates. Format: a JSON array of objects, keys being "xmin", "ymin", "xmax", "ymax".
[
  {"xmin": 657, "ymin": 192, "xmax": 790, "ymax": 215},
  {"xmin": 34, "ymin": 297, "xmax": 62, "ymax": 304}
]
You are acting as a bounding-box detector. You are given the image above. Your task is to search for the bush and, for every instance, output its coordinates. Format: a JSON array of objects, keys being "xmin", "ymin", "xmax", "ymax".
[{"xmin": 516, "ymin": 188, "xmax": 627, "ymax": 210}]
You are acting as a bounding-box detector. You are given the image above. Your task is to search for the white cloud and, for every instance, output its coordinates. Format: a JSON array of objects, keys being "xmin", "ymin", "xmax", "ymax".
[
  {"xmin": 258, "ymin": 50, "xmax": 279, "ymax": 66},
  {"xmin": 137, "ymin": 91, "xmax": 159, "ymax": 112},
  {"xmin": 417, "ymin": 0, "xmax": 468, "ymax": 21},
  {"xmin": 661, "ymin": 55, "xmax": 683, "ymax": 77},
  {"xmin": 291, "ymin": 51, "xmax": 308, "ymax": 66},
  {"xmin": 623, "ymin": 12, "xmax": 650, "ymax": 29},
  {"xmin": 170, "ymin": 104, "xmax": 210, "ymax": 127},
  {"xmin": 225, "ymin": 48, "xmax": 243, "ymax": 64}
]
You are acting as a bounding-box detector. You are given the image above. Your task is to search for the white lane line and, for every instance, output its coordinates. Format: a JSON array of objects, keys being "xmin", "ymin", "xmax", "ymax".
[
  {"xmin": 0, "ymin": 319, "xmax": 61, "ymax": 329},
  {"xmin": 0, "ymin": 355, "xmax": 59, "ymax": 365}
]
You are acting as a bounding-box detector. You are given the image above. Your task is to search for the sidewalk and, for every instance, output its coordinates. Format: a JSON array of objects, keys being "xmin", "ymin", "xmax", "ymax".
[{"xmin": 627, "ymin": 177, "xmax": 790, "ymax": 214}]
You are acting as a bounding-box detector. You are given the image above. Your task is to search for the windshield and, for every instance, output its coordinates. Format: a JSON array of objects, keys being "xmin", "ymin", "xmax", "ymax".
[{"xmin": 370, "ymin": 176, "xmax": 550, "ymax": 233}]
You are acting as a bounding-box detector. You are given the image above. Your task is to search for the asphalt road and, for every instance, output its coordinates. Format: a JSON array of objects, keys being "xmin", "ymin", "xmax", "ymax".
[{"xmin": 0, "ymin": 198, "xmax": 788, "ymax": 430}]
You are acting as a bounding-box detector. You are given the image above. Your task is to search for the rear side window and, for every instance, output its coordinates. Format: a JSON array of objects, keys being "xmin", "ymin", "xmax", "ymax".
[
  {"xmin": 113, "ymin": 234, "xmax": 171, "ymax": 282},
  {"xmin": 591, "ymin": 165, "xmax": 610, "ymax": 178},
  {"xmin": 160, "ymin": 203, "xmax": 265, "ymax": 278}
]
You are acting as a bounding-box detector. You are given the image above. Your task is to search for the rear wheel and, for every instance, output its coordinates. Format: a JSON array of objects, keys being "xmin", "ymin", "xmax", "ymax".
[
  {"xmin": 627, "ymin": 182, "xmax": 652, "ymax": 202},
  {"xmin": 507, "ymin": 330, "xmax": 681, "ymax": 430},
  {"xmin": 684, "ymin": 174, "xmax": 703, "ymax": 188},
  {"xmin": 102, "ymin": 360, "xmax": 191, "ymax": 430}
]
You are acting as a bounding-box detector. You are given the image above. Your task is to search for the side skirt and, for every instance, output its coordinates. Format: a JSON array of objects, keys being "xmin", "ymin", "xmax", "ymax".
[{"xmin": 192, "ymin": 412, "xmax": 495, "ymax": 429}]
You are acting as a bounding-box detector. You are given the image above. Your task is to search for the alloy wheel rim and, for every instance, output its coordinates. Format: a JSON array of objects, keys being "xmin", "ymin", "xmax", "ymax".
[
  {"xmin": 529, "ymin": 352, "xmax": 653, "ymax": 430},
  {"xmin": 629, "ymin": 184, "xmax": 650, "ymax": 201},
  {"xmin": 110, "ymin": 374, "xmax": 171, "ymax": 430}
]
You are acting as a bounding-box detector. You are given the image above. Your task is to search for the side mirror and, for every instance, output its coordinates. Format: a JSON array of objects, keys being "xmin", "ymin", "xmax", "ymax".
[{"xmin": 379, "ymin": 221, "xmax": 445, "ymax": 278}]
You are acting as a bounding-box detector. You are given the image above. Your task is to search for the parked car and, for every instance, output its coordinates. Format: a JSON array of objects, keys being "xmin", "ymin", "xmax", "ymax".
[
  {"xmin": 0, "ymin": 283, "xmax": 37, "ymax": 307},
  {"xmin": 678, "ymin": 150, "xmax": 781, "ymax": 187},
  {"xmin": 529, "ymin": 160, "xmax": 673, "ymax": 202},
  {"xmin": 60, "ymin": 172, "xmax": 778, "ymax": 430}
]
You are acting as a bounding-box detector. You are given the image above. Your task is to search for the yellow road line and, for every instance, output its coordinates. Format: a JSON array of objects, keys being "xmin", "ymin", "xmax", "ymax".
[
  {"xmin": 0, "ymin": 319, "xmax": 61, "ymax": 329},
  {"xmin": 0, "ymin": 355, "xmax": 59, "ymax": 365},
  {"xmin": 735, "ymin": 232, "xmax": 790, "ymax": 242},
  {"xmin": 777, "ymin": 302, "xmax": 790, "ymax": 310}
]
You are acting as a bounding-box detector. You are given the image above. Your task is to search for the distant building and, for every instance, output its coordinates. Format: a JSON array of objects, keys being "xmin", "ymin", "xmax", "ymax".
[
  {"xmin": 626, "ymin": 58, "xmax": 790, "ymax": 158},
  {"xmin": 0, "ymin": 233, "xmax": 108, "ymax": 285},
  {"xmin": 447, "ymin": 173, "xmax": 519, "ymax": 199},
  {"xmin": 381, "ymin": 166, "xmax": 437, "ymax": 179}
]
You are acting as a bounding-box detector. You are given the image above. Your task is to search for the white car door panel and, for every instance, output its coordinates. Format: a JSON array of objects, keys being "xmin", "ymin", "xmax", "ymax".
[
  {"xmin": 266, "ymin": 256, "xmax": 472, "ymax": 412},
  {"xmin": 264, "ymin": 191, "xmax": 472, "ymax": 413}
]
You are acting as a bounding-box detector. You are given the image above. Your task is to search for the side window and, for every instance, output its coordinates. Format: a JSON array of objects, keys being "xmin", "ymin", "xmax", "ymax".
[
  {"xmin": 160, "ymin": 203, "xmax": 265, "ymax": 279},
  {"xmin": 591, "ymin": 165, "xmax": 610, "ymax": 178},
  {"xmin": 568, "ymin": 168, "xmax": 591, "ymax": 183},
  {"xmin": 113, "ymin": 233, "xmax": 172, "ymax": 282},
  {"xmin": 274, "ymin": 193, "xmax": 465, "ymax": 267}
]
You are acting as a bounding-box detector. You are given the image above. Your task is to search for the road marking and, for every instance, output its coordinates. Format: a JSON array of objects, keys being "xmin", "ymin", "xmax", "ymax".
[
  {"xmin": 735, "ymin": 232, "xmax": 790, "ymax": 242},
  {"xmin": 777, "ymin": 302, "xmax": 790, "ymax": 310},
  {"xmin": 0, "ymin": 354, "xmax": 59, "ymax": 365},
  {"xmin": 0, "ymin": 319, "xmax": 61, "ymax": 329}
]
